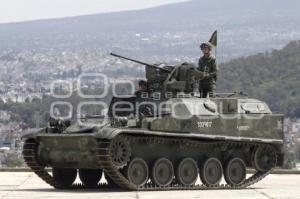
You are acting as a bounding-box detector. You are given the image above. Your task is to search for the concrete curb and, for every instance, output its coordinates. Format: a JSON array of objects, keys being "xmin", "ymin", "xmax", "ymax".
[
  {"xmin": 1, "ymin": 168, "xmax": 300, "ymax": 174},
  {"xmin": 0, "ymin": 168, "xmax": 51, "ymax": 172}
]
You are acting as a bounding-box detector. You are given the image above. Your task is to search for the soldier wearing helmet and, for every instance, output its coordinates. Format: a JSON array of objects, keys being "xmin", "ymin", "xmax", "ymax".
[{"xmin": 198, "ymin": 42, "xmax": 218, "ymax": 98}]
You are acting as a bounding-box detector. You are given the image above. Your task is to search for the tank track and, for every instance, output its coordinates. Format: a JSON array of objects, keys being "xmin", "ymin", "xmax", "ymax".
[
  {"xmin": 22, "ymin": 140, "xmax": 56, "ymax": 187},
  {"xmin": 97, "ymin": 134, "xmax": 274, "ymax": 190},
  {"xmin": 23, "ymin": 134, "xmax": 275, "ymax": 191}
]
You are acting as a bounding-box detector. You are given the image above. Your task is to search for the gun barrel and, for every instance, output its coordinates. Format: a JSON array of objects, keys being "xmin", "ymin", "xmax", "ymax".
[{"xmin": 110, "ymin": 53, "xmax": 171, "ymax": 73}]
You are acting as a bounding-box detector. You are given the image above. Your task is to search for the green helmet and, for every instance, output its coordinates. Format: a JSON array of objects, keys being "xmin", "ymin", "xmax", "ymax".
[{"xmin": 200, "ymin": 42, "xmax": 212, "ymax": 50}]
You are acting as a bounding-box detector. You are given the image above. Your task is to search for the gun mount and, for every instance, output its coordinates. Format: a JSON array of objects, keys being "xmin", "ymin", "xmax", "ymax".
[{"xmin": 111, "ymin": 53, "xmax": 205, "ymax": 94}]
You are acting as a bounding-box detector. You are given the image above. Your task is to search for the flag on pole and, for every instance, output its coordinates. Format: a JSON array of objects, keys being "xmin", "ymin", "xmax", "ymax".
[{"xmin": 208, "ymin": 30, "xmax": 217, "ymax": 47}]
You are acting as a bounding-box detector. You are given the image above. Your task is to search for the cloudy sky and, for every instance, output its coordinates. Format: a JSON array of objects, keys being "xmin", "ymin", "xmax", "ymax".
[{"xmin": 0, "ymin": 0, "xmax": 188, "ymax": 23}]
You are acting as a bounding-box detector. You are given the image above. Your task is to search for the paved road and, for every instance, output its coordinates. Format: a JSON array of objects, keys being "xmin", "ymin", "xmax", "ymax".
[{"xmin": 0, "ymin": 172, "xmax": 299, "ymax": 199}]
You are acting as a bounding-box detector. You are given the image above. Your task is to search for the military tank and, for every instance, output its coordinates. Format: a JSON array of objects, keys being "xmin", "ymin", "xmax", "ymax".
[{"xmin": 22, "ymin": 54, "xmax": 284, "ymax": 191}]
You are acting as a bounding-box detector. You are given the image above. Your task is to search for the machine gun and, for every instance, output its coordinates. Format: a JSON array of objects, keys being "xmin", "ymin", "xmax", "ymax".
[{"xmin": 110, "ymin": 53, "xmax": 172, "ymax": 73}]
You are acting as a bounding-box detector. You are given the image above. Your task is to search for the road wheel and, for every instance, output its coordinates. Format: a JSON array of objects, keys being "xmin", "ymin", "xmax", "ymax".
[
  {"xmin": 151, "ymin": 158, "xmax": 174, "ymax": 187},
  {"xmin": 200, "ymin": 157, "xmax": 223, "ymax": 186},
  {"xmin": 176, "ymin": 158, "xmax": 198, "ymax": 186},
  {"xmin": 252, "ymin": 146, "xmax": 277, "ymax": 172},
  {"xmin": 126, "ymin": 158, "xmax": 149, "ymax": 187},
  {"xmin": 224, "ymin": 158, "xmax": 246, "ymax": 186}
]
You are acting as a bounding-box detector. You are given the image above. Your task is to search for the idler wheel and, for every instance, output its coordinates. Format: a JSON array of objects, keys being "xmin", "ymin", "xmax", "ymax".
[
  {"xmin": 252, "ymin": 146, "xmax": 277, "ymax": 172},
  {"xmin": 126, "ymin": 158, "xmax": 149, "ymax": 187},
  {"xmin": 79, "ymin": 169, "xmax": 102, "ymax": 188},
  {"xmin": 52, "ymin": 168, "xmax": 77, "ymax": 189},
  {"xmin": 224, "ymin": 157, "xmax": 246, "ymax": 186},
  {"xmin": 110, "ymin": 136, "xmax": 131, "ymax": 168},
  {"xmin": 151, "ymin": 158, "xmax": 174, "ymax": 187},
  {"xmin": 176, "ymin": 158, "xmax": 198, "ymax": 186},
  {"xmin": 200, "ymin": 157, "xmax": 223, "ymax": 186}
]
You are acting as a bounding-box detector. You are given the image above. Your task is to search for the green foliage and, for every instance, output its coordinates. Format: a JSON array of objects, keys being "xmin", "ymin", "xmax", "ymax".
[
  {"xmin": 0, "ymin": 86, "xmax": 119, "ymax": 128},
  {"xmin": 218, "ymin": 41, "xmax": 300, "ymax": 117}
]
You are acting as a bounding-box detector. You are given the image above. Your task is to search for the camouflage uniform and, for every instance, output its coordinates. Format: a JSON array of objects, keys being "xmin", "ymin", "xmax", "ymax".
[{"xmin": 198, "ymin": 55, "xmax": 218, "ymax": 97}]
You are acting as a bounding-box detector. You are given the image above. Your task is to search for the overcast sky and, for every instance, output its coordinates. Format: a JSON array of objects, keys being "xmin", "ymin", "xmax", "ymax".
[{"xmin": 0, "ymin": 0, "xmax": 188, "ymax": 23}]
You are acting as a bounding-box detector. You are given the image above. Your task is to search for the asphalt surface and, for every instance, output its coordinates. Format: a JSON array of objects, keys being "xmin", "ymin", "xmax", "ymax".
[{"xmin": 0, "ymin": 172, "xmax": 299, "ymax": 199}]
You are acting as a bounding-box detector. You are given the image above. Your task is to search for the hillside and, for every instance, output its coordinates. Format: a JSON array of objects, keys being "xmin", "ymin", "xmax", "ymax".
[
  {"xmin": 1, "ymin": 0, "xmax": 300, "ymax": 60},
  {"xmin": 218, "ymin": 40, "xmax": 300, "ymax": 117}
]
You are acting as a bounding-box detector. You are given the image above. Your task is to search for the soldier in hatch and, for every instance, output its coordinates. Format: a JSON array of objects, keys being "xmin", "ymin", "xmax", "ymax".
[
  {"xmin": 134, "ymin": 80, "xmax": 148, "ymax": 98},
  {"xmin": 198, "ymin": 42, "xmax": 218, "ymax": 97}
]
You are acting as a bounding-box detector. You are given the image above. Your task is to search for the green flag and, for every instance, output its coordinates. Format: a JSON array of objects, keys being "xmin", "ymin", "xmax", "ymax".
[{"xmin": 208, "ymin": 30, "xmax": 217, "ymax": 47}]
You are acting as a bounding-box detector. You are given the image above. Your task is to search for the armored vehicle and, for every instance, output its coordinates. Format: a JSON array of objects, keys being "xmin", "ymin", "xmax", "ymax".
[{"xmin": 22, "ymin": 54, "xmax": 284, "ymax": 191}]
